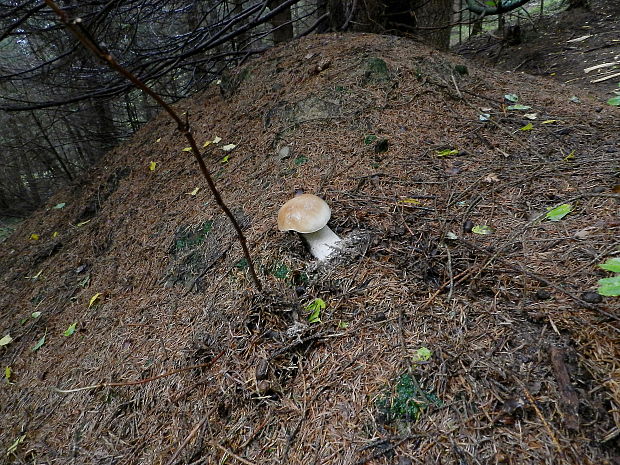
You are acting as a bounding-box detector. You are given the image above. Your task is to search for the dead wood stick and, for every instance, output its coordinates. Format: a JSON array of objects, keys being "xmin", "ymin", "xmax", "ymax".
[
  {"xmin": 591, "ymin": 72, "xmax": 620, "ymax": 83},
  {"xmin": 550, "ymin": 347, "xmax": 580, "ymax": 432},
  {"xmin": 54, "ymin": 350, "xmax": 225, "ymax": 394}
]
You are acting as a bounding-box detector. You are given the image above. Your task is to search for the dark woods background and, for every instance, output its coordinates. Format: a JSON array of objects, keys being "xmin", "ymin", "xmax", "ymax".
[{"xmin": 1, "ymin": 0, "xmax": 568, "ymax": 215}]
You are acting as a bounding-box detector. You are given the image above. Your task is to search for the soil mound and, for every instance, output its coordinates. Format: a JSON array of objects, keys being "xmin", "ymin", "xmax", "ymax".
[{"xmin": 1, "ymin": 33, "xmax": 619, "ymax": 464}]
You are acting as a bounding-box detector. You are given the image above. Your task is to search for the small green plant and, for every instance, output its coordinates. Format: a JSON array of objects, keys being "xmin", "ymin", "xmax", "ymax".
[
  {"xmin": 597, "ymin": 258, "xmax": 620, "ymax": 297},
  {"xmin": 376, "ymin": 371, "xmax": 441, "ymax": 422},
  {"xmin": 305, "ymin": 298, "xmax": 325, "ymax": 324},
  {"xmin": 271, "ymin": 263, "xmax": 289, "ymax": 280}
]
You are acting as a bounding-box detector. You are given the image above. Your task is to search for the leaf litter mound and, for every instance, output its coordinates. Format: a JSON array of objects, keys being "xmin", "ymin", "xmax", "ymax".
[{"xmin": 1, "ymin": 33, "xmax": 619, "ymax": 465}]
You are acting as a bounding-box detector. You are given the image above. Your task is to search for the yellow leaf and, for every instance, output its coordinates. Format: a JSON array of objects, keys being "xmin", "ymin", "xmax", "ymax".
[
  {"xmin": 89, "ymin": 292, "xmax": 102, "ymax": 308},
  {"xmin": 29, "ymin": 233, "xmax": 40, "ymax": 240},
  {"xmin": 399, "ymin": 198, "xmax": 421, "ymax": 205},
  {"xmin": 149, "ymin": 161, "xmax": 157, "ymax": 171},
  {"xmin": 4, "ymin": 366, "xmax": 11, "ymax": 381},
  {"xmin": 76, "ymin": 220, "xmax": 90, "ymax": 227},
  {"xmin": 182, "ymin": 147, "xmax": 192, "ymax": 152},
  {"xmin": 52, "ymin": 231, "xmax": 59, "ymax": 238},
  {"xmin": 155, "ymin": 138, "xmax": 161, "ymax": 143},
  {"xmin": 203, "ymin": 140, "xmax": 212, "ymax": 147},
  {"xmin": 519, "ymin": 123, "xmax": 534, "ymax": 131},
  {"xmin": 563, "ymin": 150, "xmax": 575, "ymax": 161},
  {"xmin": 542, "ymin": 120, "xmax": 558, "ymax": 124},
  {"xmin": 188, "ymin": 187, "xmax": 200, "ymax": 196}
]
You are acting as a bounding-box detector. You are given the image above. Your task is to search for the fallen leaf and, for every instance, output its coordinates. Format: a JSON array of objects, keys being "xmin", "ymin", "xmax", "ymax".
[
  {"xmin": 598, "ymin": 258, "xmax": 620, "ymax": 273},
  {"xmin": 75, "ymin": 220, "xmax": 90, "ymax": 227},
  {"xmin": 6, "ymin": 434, "xmax": 25, "ymax": 455},
  {"xmin": 149, "ymin": 161, "xmax": 157, "ymax": 171},
  {"xmin": 221, "ymin": 143, "xmax": 236, "ymax": 152},
  {"xmin": 31, "ymin": 334, "xmax": 45, "ymax": 352},
  {"xmin": 5, "ymin": 366, "xmax": 11, "ymax": 381},
  {"xmin": 63, "ymin": 323, "xmax": 77, "ymax": 337},
  {"xmin": 574, "ymin": 226, "xmax": 596, "ymax": 240},
  {"xmin": 524, "ymin": 113, "xmax": 538, "ymax": 120},
  {"xmin": 436, "ymin": 149, "xmax": 459, "ymax": 157},
  {"xmin": 31, "ymin": 311, "xmax": 41, "ymax": 319},
  {"xmin": 156, "ymin": 138, "xmax": 161, "ymax": 143},
  {"xmin": 545, "ymin": 204, "xmax": 573, "ymax": 221},
  {"xmin": 0, "ymin": 334, "xmax": 13, "ymax": 346},
  {"xmin": 519, "ymin": 123, "xmax": 534, "ymax": 131},
  {"xmin": 507, "ymin": 104, "xmax": 531, "ymax": 111},
  {"xmin": 52, "ymin": 202, "xmax": 66, "ymax": 209},
  {"xmin": 542, "ymin": 120, "xmax": 558, "ymax": 124},
  {"xmin": 188, "ymin": 187, "xmax": 200, "ymax": 196},
  {"xmin": 414, "ymin": 347, "xmax": 432, "ymax": 362},
  {"xmin": 472, "ymin": 225, "xmax": 494, "ymax": 235},
  {"xmin": 89, "ymin": 292, "xmax": 102, "ymax": 308},
  {"xmin": 399, "ymin": 198, "xmax": 421, "ymax": 205},
  {"xmin": 182, "ymin": 147, "xmax": 192, "ymax": 152},
  {"xmin": 29, "ymin": 233, "xmax": 40, "ymax": 240},
  {"xmin": 52, "ymin": 232, "xmax": 59, "ymax": 238},
  {"xmin": 608, "ymin": 96, "xmax": 620, "ymax": 106},
  {"xmin": 220, "ymin": 154, "xmax": 230, "ymax": 163},
  {"xmin": 212, "ymin": 136, "xmax": 222, "ymax": 144},
  {"xmin": 483, "ymin": 173, "xmax": 500, "ymax": 183},
  {"xmin": 597, "ymin": 276, "xmax": 620, "ymax": 296},
  {"xmin": 504, "ymin": 94, "xmax": 519, "ymax": 103},
  {"xmin": 563, "ymin": 150, "xmax": 575, "ymax": 161}
]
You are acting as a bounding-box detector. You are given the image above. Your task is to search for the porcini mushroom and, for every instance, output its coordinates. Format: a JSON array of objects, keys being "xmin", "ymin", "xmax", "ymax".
[{"xmin": 278, "ymin": 194, "xmax": 341, "ymax": 260}]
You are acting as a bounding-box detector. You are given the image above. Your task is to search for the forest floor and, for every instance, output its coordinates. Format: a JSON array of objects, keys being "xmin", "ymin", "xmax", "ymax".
[{"xmin": 0, "ymin": 4, "xmax": 619, "ymax": 465}]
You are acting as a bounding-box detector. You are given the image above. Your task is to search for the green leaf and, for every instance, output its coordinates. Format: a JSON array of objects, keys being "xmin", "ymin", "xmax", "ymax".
[
  {"xmin": 6, "ymin": 434, "xmax": 26, "ymax": 455},
  {"xmin": 597, "ymin": 276, "xmax": 620, "ymax": 297},
  {"xmin": 598, "ymin": 258, "xmax": 620, "ymax": 273},
  {"xmin": 220, "ymin": 154, "xmax": 230, "ymax": 163},
  {"xmin": 31, "ymin": 334, "xmax": 45, "ymax": 352},
  {"xmin": 519, "ymin": 123, "xmax": 534, "ymax": 131},
  {"xmin": 414, "ymin": 347, "xmax": 432, "ymax": 361},
  {"xmin": 504, "ymin": 93, "xmax": 518, "ymax": 103},
  {"xmin": 545, "ymin": 204, "xmax": 573, "ymax": 221},
  {"xmin": 364, "ymin": 134, "xmax": 378, "ymax": 145},
  {"xmin": 507, "ymin": 104, "xmax": 531, "ymax": 111},
  {"xmin": 63, "ymin": 323, "xmax": 77, "ymax": 337},
  {"xmin": 472, "ymin": 225, "xmax": 494, "ymax": 235},
  {"xmin": 435, "ymin": 149, "xmax": 459, "ymax": 157},
  {"xmin": 31, "ymin": 311, "xmax": 41, "ymax": 319},
  {"xmin": 294, "ymin": 155, "xmax": 308, "ymax": 165},
  {"xmin": 306, "ymin": 298, "xmax": 326, "ymax": 324},
  {"xmin": 4, "ymin": 365, "xmax": 11, "ymax": 381},
  {"xmin": 52, "ymin": 202, "xmax": 66, "ymax": 209},
  {"xmin": 0, "ymin": 334, "xmax": 13, "ymax": 346},
  {"xmin": 607, "ymin": 96, "xmax": 620, "ymax": 106}
]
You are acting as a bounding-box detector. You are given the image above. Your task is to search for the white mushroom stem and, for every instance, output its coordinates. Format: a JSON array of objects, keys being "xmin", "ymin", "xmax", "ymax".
[{"xmin": 302, "ymin": 226, "xmax": 341, "ymax": 260}]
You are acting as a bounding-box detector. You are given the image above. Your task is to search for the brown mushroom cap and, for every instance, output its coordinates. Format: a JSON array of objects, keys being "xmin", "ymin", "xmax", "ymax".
[{"xmin": 277, "ymin": 194, "xmax": 331, "ymax": 234}]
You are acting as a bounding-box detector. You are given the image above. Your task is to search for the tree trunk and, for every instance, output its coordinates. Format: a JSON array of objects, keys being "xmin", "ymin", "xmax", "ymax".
[
  {"xmin": 412, "ymin": 0, "xmax": 453, "ymax": 51},
  {"xmin": 269, "ymin": 0, "xmax": 295, "ymax": 44}
]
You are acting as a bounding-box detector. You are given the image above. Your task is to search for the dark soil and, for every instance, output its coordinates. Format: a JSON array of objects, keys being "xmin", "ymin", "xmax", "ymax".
[{"xmin": 1, "ymin": 16, "xmax": 619, "ymax": 465}]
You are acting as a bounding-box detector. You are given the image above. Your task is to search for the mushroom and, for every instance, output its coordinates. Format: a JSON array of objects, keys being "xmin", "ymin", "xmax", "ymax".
[{"xmin": 278, "ymin": 194, "xmax": 341, "ymax": 260}]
